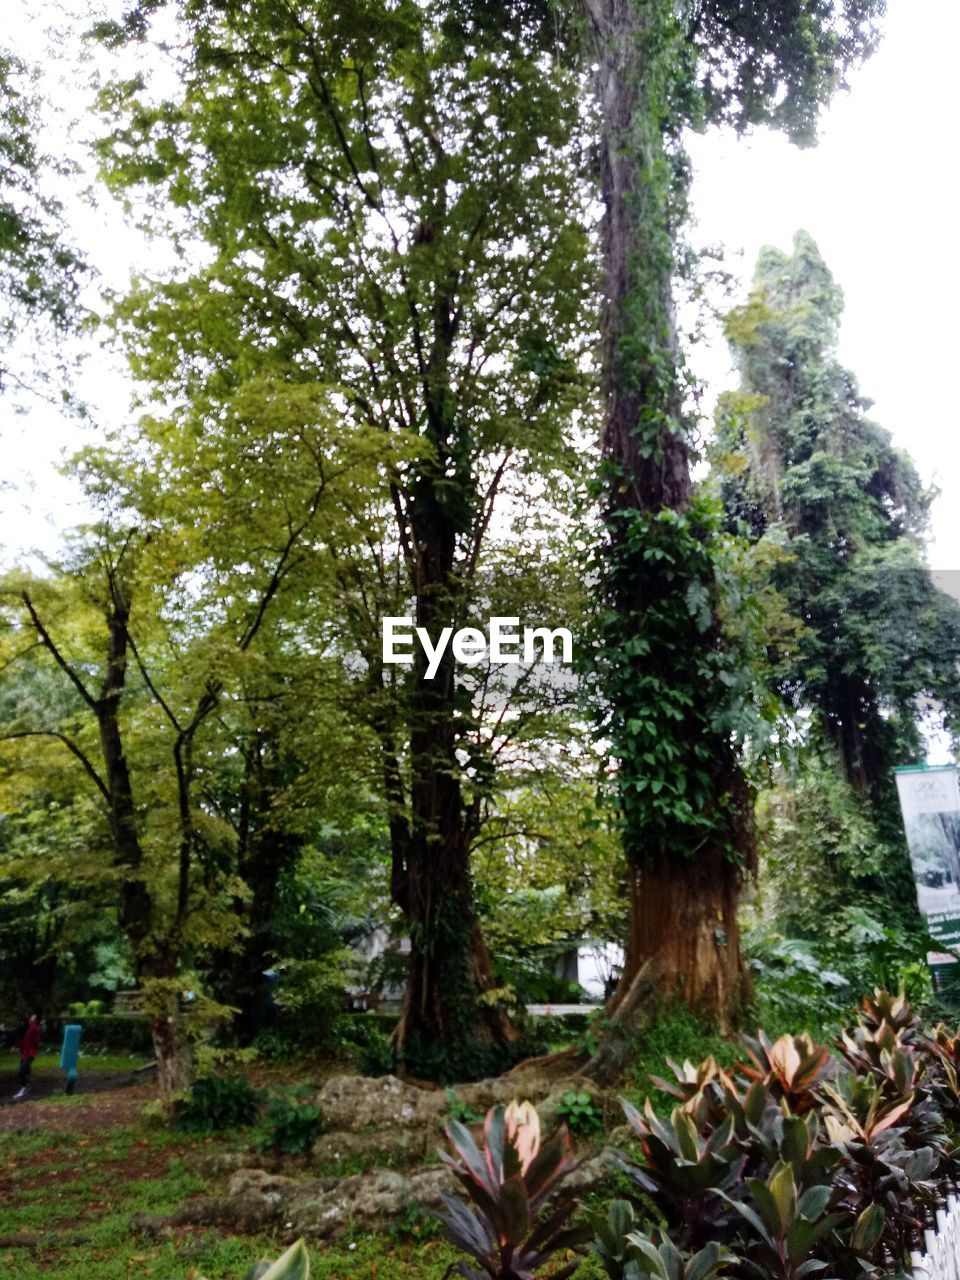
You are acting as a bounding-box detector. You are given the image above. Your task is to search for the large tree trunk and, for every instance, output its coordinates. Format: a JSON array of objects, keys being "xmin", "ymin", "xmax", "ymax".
[
  {"xmin": 390, "ymin": 504, "xmax": 518, "ymax": 1080},
  {"xmin": 136, "ymin": 945, "xmax": 194, "ymax": 1100},
  {"xmin": 586, "ymin": 0, "xmax": 754, "ymax": 1054}
]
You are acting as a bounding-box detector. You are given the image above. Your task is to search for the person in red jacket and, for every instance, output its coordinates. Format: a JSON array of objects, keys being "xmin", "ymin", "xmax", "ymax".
[{"xmin": 15, "ymin": 1014, "xmax": 40, "ymax": 1098}]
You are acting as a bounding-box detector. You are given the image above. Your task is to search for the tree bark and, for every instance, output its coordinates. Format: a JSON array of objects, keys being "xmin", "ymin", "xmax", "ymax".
[
  {"xmin": 389, "ymin": 497, "xmax": 518, "ymax": 1079},
  {"xmin": 587, "ymin": 0, "xmax": 754, "ymax": 1043},
  {"xmin": 140, "ymin": 949, "xmax": 194, "ymax": 1099}
]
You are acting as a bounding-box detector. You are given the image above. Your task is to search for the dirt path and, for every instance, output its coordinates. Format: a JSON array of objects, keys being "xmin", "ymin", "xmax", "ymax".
[{"xmin": 0, "ymin": 1069, "xmax": 156, "ymax": 1132}]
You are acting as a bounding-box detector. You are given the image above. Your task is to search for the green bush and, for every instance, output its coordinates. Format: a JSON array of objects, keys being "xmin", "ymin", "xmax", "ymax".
[
  {"xmin": 174, "ymin": 1073, "xmax": 262, "ymax": 1133},
  {"xmin": 337, "ymin": 1015, "xmax": 394, "ymax": 1076},
  {"xmin": 444, "ymin": 1087, "xmax": 481, "ymax": 1126},
  {"xmin": 258, "ymin": 1087, "xmax": 322, "ymax": 1155},
  {"xmin": 75, "ymin": 1013, "xmax": 154, "ymax": 1053},
  {"xmin": 556, "ymin": 1088, "xmax": 604, "ymax": 1136},
  {"xmin": 436, "ymin": 987, "xmax": 960, "ymax": 1280},
  {"xmin": 250, "ymin": 1027, "xmax": 299, "ymax": 1061}
]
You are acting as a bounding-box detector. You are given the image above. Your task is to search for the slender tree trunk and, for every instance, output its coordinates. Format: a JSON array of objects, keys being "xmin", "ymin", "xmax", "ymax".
[
  {"xmin": 98, "ymin": 588, "xmax": 192, "ymax": 1097},
  {"xmin": 586, "ymin": 0, "xmax": 753, "ymax": 1057}
]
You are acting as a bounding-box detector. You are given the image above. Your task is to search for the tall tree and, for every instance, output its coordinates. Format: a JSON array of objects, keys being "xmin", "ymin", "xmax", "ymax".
[
  {"xmin": 0, "ymin": 383, "xmax": 388, "ymax": 1095},
  {"xmin": 92, "ymin": 0, "xmax": 593, "ymax": 1078},
  {"xmin": 715, "ymin": 230, "xmax": 960, "ymax": 922},
  {"xmin": 580, "ymin": 0, "xmax": 886, "ymax": 1063}
]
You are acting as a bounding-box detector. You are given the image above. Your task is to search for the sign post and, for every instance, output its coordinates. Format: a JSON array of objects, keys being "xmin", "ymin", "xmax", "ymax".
[
  {"xmin": 60, "ymin": 1023, "xmax": 81, "ymax": 1095},
  {"xmin": 894, "ymin": 764, "xmax": 960, "ymax": 981}
]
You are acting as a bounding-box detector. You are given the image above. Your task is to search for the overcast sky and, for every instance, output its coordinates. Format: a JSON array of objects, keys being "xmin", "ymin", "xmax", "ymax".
[
  {"xmin": 687, "ymin": 0, "xmax": 960, "ymax": 572},
  {"xmin": 2, "ymin": 0, "xmax": 958, "ymax": 578}
]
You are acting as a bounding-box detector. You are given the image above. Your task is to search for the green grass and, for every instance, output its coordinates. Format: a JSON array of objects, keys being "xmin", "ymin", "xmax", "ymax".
[
  {"xmin": 0, "ymin": 1124, "xmax": 529, "ymax": 1278},
  {"xmin": 0, "ymin": 1052, "xmax": 151, "ymax": 1073}
]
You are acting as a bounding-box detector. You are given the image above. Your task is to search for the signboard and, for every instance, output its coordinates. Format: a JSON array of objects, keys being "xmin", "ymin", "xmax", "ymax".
[{"xmin": 894, "ymin": 765, "xmax": 960, "ymax": 953}]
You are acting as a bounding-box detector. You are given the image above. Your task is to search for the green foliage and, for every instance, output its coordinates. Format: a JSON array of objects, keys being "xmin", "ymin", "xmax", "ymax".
[
  {"xmin": 444, "ymin": 1088, "xmax": 481, "ymax": 1127},
  {"xmin": 597, "ymin": 989, "xmax": 960, "ymax": 1280},
  {"xmin": 271, "ymin": 955, "xmax": 351, "ymax": 1051},
  {"xmin": 590, "ymin": 1202, "xmax": 733, "ymax": 1280},
  {"xmin": 388, "ymin": 1199, "xmax": 443, "ymax": 1244},
  {"xmin": 65, "ymin": 1013, "xmax": 153, "ymax": 1054},
  {"xmin": 557, "ymin": 1089, "xmax": 605, "ymax": 1137},
  {"xmin": 258, "ymin": 1088, "xmax": 323, "ymax": 1156},
  {"xmin": 745, "ymin": 910, "xmax": 931, "ymax": 1042},
  {"xmin": 337, "ymin": 1017, "xmax": 394, "ymax": 1078},
  {"xmin": 627, "ymin": 1005, "xmax": 742, "ymax": 1112},
  {"xmin": 174, "ymin": 1073, "xmax": 262, "ymax": 1133},
  {"xmin": 66, "ymin": 999, "xmax": 105, "ymax": 1016},
  {"xmin": 718, "ymin": 233, "xmax": 960, "ymax": 930},
  {"xmin": 87, "ymin": 0, "xmax": 599, "ymax": 1072},
  {"xmin": 196, "ymin": 1239, "xmax": 311, "ymax": 1280},
  {"xmin": 250, "ymin": 1028, "xmax": 299, "ymax": 1062},
  {"xmin": 743, "ymin": 931, "xmax": 852, "ymax": 1036},
  {"xmin": 0, "ymin": 48, "xmax": 84, "ymax": 393}
]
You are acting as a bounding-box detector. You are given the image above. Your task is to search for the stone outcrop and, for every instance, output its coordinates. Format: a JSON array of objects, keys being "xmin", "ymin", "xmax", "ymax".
[
  {"xmin": 132, "ymin": 1162, "xmax": 461, "ymax": 1242},
  {"xmin": 134, "ymin": 1072, "xmax": 622, "ymax": 1242}
]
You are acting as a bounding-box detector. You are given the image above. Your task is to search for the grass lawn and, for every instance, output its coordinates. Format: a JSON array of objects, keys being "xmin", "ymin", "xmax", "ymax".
[
  {"xmin": 0, "ymin": 1052, "xmax": 151, "ymax": 1076},
  {"xmin": 0, "ymin": 1114, "xmax": 612, "ymax": 1278},
  {"xmin": 0, "ymin": 1122, "xmax": 468, "ymax": 1278}
]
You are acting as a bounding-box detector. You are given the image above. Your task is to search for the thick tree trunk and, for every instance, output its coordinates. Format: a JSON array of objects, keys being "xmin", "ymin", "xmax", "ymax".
[
  {"xmin": 587, "ymin": 0, "xmax": 754, "ymax": 1045},
  {"xmin": 390, "ymin": 506, "xmax": 518, "ymax": 1080},
  {"xmin": 150, "ymin": 1005, "xmax": 193, "ymax": 1098},
  {"xmin": 616, "ymin": 848, "xmax": 747, "ymax": 1017},
  {"xmin": 137, "ymin": 946, "xmax": 194, "ymax": 1100}
]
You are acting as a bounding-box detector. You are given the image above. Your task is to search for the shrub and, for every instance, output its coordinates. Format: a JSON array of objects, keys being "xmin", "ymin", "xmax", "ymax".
[
  {"xmin": 591, "ymin": 1201, "xmax": 734, "ymax": 1280},
  {"xmin": 174, "ymin": 1073, "xmax": 262, "ymax": 1133},
  {"xmin": 556, "ymin": 1089, "xmax": 604, "ymax": 1137},
  {"xmin": 250, "ymin": 1028, "xmax": 299, "ymax": 1061},
  {"xmin": 258, "ymin": 1087, "xmax": 322, "ymax": 1155},
  {"xmin": 444, "ymin": 1087, "xmax": 481, "ymax": 1126},
  {"xmin": 602, "ymin": 988, "xmax": 960, "ymax": 1277},
  {"xmin": 337, "ymin": 1015, "xmax": 393, "ymax": 1076}
]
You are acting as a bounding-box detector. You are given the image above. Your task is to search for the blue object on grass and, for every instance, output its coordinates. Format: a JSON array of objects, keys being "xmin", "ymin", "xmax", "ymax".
[{"xmin": 60, "ymin": 1023, "xmax": 81, "ymax": 1094}]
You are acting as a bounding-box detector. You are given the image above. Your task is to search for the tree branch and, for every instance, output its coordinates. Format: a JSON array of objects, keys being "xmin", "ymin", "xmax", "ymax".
[
  {"xmin": 20, "ymin": 592, "xmax": 99, "ymax": 713},
  {"xmin": 0, "ymin": 730, "xmax": 111, "ymax": 807}
]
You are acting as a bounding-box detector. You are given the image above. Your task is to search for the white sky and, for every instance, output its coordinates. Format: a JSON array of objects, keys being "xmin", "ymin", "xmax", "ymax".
[
  {"xmin": 687, "ymin": 0, "xmax": 960, "ymax": 570},
  {"xmin": 2, "ymin": 0, "xmax": 959, "ymax": 577}
]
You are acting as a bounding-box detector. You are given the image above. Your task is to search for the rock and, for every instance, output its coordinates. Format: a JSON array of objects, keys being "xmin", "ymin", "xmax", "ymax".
[
  {"xmin": 564, "ymin": 1151, "xmax": 616, "ymax": 1194},
  {"xmin": 316, "ymin": 1074, "xmax": 444, "ymax": 1131},
  {"xmin": 283, "ymin": 1164, "xmax": 459, "ymax": 1240},
  {"xmin": 313, "ymin": 1126, "xmax": 431, "ymax": 1164},
  {"xmin": 185, "ymin": 1147, "xmax": 251, "ymax": 1178},
  {"xmin": 138, "ymin": 1162, "xmax": 463, "ymax": 1239},
  {"xmin": 227, "ymin": 1168, "xmax": 303, "ymax": 1199},
  {"xmin": 131, "ymin": 1187, "xmax": 284, "ymax": 1239},
  {"xmin": 134, "ymin": 1161, "xmax": 460, "ymax": 1242},
  {"xmin": 453, "ymin": 1072, "xmax": 603, "ymax": 1118}
]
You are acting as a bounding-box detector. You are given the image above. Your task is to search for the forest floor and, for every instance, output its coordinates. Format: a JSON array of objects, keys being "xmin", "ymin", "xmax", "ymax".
[
  {"xmin": 0, "ymin": 1006, "xmax": 744, "ymax": 1277},
  {"xmin": 0, "ymin": 1061, "xmax": 478, "ymax": 1279}
]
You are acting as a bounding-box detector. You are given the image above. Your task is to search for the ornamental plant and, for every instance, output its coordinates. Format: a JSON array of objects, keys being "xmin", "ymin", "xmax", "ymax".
[
  {"xmin": 438, "ymin": 1099, "xmax": 589, "ymax": 1279},
  {"xmin": 599, "ymin": 990, "xmax": 960, "ymax": 1279},
  {"xmin": 196, "ymin": 1238, "xmax": 310, "ymax": 1280},
  {"xmin": 591, "ymin": 1200, "xmax": 735, "ymax": 1280}
]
